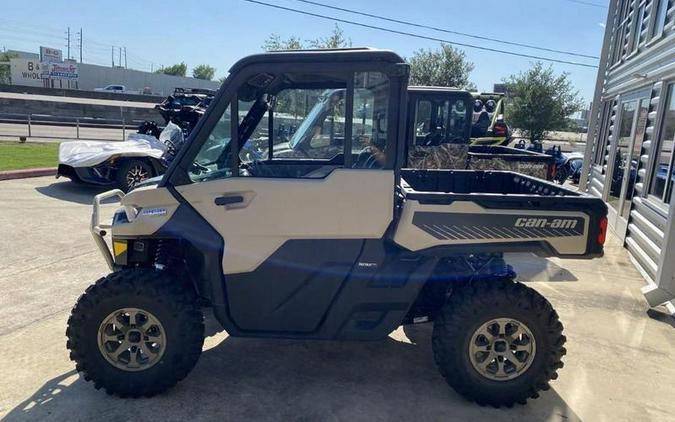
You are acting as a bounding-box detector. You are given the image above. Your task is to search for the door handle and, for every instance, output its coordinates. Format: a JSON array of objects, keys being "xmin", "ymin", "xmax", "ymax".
[{"xmin": 214, "ymin": 195, "xmax": 244, "ymax": 206}]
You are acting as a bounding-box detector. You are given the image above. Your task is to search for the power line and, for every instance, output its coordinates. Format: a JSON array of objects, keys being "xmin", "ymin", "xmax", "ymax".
[
  {"xmin": 562, "ymin": 0, "xmax": 608, "ymax": 9},
  {"xmin": 241, "ymin": 0, "xmax": 599, "ymax": 69},
  {"xmin": 292, "ymin": 0, "xmax": 599, "ymax": 60}
]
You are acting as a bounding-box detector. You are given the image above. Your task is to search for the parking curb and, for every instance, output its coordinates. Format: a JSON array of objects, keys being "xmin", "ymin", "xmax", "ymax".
[{"xmin": 0, "ymin": 168, "xmax": 57, "ymax": 181}]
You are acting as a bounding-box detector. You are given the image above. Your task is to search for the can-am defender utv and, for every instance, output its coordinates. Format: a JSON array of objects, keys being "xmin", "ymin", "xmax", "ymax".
[{"xmin": 67, "ymin": 49, "xmax": 608, "ymax": 407}]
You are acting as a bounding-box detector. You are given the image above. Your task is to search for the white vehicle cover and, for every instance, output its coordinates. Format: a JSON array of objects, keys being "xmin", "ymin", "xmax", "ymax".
[{"xmin": 58, "ymin": 122, "xmax": 182, "ymax": 167}]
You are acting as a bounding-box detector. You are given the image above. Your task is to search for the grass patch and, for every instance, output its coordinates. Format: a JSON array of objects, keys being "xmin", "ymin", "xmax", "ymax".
[{"xmin": 0, "ymin": 142, "xmax": 60, "ymax": 171}]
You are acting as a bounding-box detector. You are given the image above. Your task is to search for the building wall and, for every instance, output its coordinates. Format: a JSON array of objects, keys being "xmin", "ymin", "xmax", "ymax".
[
  {"xmin": 76, "ymin": 63, "xmax": 220, "ymax": 95},
  {"xmin": 6, "ymin": 50, "xmax": 220, "ymax": 96},
  {"xmin": 586, "ymin": 0, "xmax": 675, "ymax": 308}
]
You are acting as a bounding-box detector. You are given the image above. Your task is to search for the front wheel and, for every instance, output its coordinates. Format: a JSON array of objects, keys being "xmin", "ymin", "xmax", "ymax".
[
  {"xmin": 66, "ymin": 269, "xmax": 204, "ymax": 397},
  {"xmin": 117, "ymin": 159, "xmax": 153, "ymax": 192},
  {"xmin": 432, "ymin": 279, "xmax": 566, "ymax": 407}
]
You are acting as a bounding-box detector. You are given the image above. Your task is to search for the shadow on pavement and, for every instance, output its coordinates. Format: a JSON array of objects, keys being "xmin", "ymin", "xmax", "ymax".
[
  {"xmin": 4, "ymin": 326, "xmax": 582, "ymax": 422},
  {"xmin": 35, "ymin": 181, "xmax": 112, "ymax": 205},
  {"xmin": 507, "ymin": 253, "xmax": 578, "ymax": 282},
  {"xmin": 646, "ymin": 308, "xmax": 675, "ymax": 329}
]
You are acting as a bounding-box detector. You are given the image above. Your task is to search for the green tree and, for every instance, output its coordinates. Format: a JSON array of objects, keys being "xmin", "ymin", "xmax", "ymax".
[
  {"xmin": 307, "ymin": 25, "xmax": 351, "ymax": 48},
  {"xmin": 503, "ymin": 62, "xmax": 583, "ymax": 142},
  {"xmin": 408, "ymin": 44, "xmax": 474, "ymax": 89},
  {"xmin": 192, "ymin": 64, "xmax": 216, "ymax": 80},
  {"xmin": 155, "ymin": 62, "xmax": 187, "ymax": 77},
  {"xmin": 0, "ymin": 52, "xmax": 18, "ymax": 84},
  {"xmin": 262, "ymin": 24, "xmax": 351, "ymax": 51},
  {"xmin": 262, "ymin": 34, "xmax": 304, "ymax": 51}
]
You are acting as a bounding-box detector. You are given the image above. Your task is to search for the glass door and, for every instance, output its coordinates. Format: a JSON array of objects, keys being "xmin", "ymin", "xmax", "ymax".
[{"xmin": 606, "ymin": 96, "xmax": 650, "ymax": 237}]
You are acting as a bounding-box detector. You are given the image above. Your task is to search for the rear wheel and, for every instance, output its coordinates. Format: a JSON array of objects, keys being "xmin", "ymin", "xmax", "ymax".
[
  {"xmin": 66, "ymin": 269, "xmax": 204, "ymax": 397},
  {"xmin": 117, "ymin": 159, "xmax": 153, "ymax": 192},
  {"xmin": 432, "ymin": 279, "xmax": 565, "ymax": 407}
]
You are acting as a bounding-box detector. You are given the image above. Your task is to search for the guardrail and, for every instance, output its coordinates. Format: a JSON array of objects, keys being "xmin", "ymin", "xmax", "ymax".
[{"xmin": 0, "ymin": 113, "xmax": 147, "ymax": 141}]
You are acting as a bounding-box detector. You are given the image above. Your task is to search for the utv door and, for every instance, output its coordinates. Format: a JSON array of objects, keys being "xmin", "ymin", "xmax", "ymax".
[{"xmin": 165, "ymin": 52, "xmax": 408, "ymax": 334}]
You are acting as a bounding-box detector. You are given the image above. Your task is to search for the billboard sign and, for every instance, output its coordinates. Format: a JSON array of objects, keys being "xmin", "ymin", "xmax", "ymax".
[
  {"xmin": 40, "ymin": 46, "xmax": 63, "ymax": 63},
  {"xmin": 45, "ymin": 62, "xmax": 78, "ymax": 80},
  {"xmin": 9, "ymin": 59, "xmax": 44, "ymax": 87}
]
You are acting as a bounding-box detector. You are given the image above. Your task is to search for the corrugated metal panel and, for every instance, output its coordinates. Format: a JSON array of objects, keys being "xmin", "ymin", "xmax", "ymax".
[
  {"xmin": 630, "ymin": 204, "xmax": 665, "ymax": 244},
  {"xmin": 624, "ymin": 82, "xmax": 664, "ymax": 284},
  {"xmin": 627, "ymin": 222, "xmax": 661, "ymax": 261},
  {"xmin": 587, "ymin": 100, "xmax": 617, "ymax": 198},
  {"xmin": 625, "ymin": 237, "xmax": 659, "ymax": 278},
  {"xmin": 633, "ymin": 196, "xmax": 668, "ymax": 231},
  {"xmin": 604, "ymin": 0, "xmax": 675, "ymax": 97}
]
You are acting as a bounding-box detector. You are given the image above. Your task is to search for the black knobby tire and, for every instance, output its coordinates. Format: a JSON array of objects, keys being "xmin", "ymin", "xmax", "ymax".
[
  {"xmin": 116, "ymin": 159, "xmax": 153, "ymax": 192},
  {"xmin": 66, "ymin": 269, "xmax": 204, "ymax": 397},
  {"xmin": 432, "ymin": 279, "xmax": 566, "ymax": 407}
]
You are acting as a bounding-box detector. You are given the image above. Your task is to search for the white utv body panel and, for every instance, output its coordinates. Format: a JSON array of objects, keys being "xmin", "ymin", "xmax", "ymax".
[
  {"xmin": 393, "ymin": 199, "xmax": 589, "ymax": 255},
  {"xmin": 176, "ymin": 169, "xmax": 394, "ymax": 274}
]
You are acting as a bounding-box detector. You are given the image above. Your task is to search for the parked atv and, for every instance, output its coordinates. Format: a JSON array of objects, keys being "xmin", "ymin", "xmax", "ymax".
[
  {"xmin": 155, "ymin": 88, "xmax": 215, "ymax": 136},
  {"xmin": 67, "ymin": 49, "xmax": 607, "ymax": 407}
]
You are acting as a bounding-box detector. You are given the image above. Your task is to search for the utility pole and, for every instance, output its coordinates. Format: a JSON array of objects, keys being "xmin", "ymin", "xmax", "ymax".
[
  {"xmin": 77, "ymin": 28, "xmax": 82, "ymax": 63},
  {"xmin": 66, "ymin": 27, "xmax": 71, "ymax": 60},
  {"xmin": 111, "ymin": 46, "xmax": 115, "ymax": 67},
  {"xmin": 118, "ymin": 47, "xmax": 121, "ymax": 68},
  {"xmin": 124, "ymin": 47, "xmax": 127, "ymax": 69}
]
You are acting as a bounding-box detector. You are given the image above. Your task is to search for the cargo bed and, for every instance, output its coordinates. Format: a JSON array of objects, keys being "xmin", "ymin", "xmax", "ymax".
[{"xmin": 393, "ymin": 169, "xmax": 608, "ymax": 258}]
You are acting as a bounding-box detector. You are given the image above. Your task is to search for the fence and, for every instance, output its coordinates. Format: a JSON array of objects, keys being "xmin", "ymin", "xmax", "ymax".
[{"xmin": 0, "ymin": 113, "xmax": 146, "ymax": 141}]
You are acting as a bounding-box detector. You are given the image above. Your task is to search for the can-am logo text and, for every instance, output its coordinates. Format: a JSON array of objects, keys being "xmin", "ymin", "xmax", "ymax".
[{"xmin": 514, "ymin": 217, "xmax": 578, "ymax": 229}]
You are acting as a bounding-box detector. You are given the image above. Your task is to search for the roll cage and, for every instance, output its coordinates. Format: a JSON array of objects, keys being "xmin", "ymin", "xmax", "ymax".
[{"xmin": 161, "ymin": 49, "xmax": 409, "ymax": 188}]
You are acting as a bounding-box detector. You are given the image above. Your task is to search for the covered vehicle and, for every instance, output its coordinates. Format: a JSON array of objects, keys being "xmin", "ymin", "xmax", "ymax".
[{"xmin": 56, "ymin": 123, "xmax": 184, "ymax": 191}]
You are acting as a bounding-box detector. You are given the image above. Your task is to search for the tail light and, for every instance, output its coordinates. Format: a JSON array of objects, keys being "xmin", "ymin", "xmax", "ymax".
[
  {"xmin": 598, "ymin": 217, "xmax": 608, "ymax": 246},
  {"xmin": 493, "ymin": 122, "xmax": 508, "ymax": 137},
  {"xmin": 548, "ymin": 164, "xmax": 557, "ymax": 180}
]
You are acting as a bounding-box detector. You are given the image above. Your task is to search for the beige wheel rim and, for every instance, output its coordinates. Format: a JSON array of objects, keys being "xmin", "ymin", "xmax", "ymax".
[
  {"xmin": 97, "ymin": 308, "xmax": 167, "ymax": 372},
  {"xmin": 468, "ymin": 317, "xmax": 536, "ymax": 381}
]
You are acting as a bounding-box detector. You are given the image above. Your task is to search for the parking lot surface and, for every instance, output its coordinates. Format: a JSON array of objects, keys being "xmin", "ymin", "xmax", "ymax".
[{"xmin": 0, "ymin": 176, "xmax": 674, "ymax": 422}]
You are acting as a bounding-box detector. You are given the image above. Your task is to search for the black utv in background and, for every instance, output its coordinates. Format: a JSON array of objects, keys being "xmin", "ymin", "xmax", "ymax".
[{"xmin": 155, "ymin": 88, "xmax": 216, "ymax": 135}]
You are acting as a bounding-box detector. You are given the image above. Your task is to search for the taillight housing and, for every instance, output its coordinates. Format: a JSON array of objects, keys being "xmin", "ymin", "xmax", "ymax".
[
  {"xmin": 598, "ymin": 217, "xmax": 608, "ymax": 245},
  {"xmin": 493, "ymin": 122, "xmax": 508, "ymax": 136}
]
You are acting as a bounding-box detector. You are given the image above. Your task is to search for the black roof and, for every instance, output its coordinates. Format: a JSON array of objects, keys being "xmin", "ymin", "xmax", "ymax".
[
  {"xmin": 229, "ymin": 48, "xmax": 405, "ymax": 74},
  {"xmin": 408, "ymin": 85, "xmax": 465, "ymax": 93}
]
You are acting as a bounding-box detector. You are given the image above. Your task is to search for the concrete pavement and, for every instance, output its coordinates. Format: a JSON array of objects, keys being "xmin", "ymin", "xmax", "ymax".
[{"xmin": 0, "ymin": 176, "xmax": 674, "ymax": 421}]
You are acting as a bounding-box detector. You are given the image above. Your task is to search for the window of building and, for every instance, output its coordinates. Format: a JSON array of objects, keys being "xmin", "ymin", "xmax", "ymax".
[
  {"xmin": 611, "ymin": 0, "xmax": 633, "ymax": 65},
  {"xmin": 649, "ymin": 83, "xmax": 675, "ymax": 203},
  {"xmin": 650, "ymin": 0, "xmax": 671, "ymax": 40},
  {"xmin": 594, "ymin": 101, "xmax": 614, "ymax": 165},
  {"xmin": 627, "ymin": 1, "xmax": 647, "ymax": 55}
]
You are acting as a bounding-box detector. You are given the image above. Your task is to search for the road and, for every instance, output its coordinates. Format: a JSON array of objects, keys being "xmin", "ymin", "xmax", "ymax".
[{"xmin": 1, "ymin": 177, "xmax": 674, "ymax": 421}]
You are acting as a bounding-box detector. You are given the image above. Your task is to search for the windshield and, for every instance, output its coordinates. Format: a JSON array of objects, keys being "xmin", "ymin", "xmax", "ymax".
[{"xmin": 288, "ymin": 89, "xmax": 345, "ymax": 149}]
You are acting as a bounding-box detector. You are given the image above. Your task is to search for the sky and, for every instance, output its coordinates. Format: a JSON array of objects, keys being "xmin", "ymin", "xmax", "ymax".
[{"xmin": 1, "ymin": 0, "xmax": 608, "ymax": 102}]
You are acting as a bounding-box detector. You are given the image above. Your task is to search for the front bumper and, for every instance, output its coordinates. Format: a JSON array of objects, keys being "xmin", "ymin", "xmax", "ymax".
[{"xmin": 91, "ymin": 189, "xmax": 127, "ymax": 271}]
